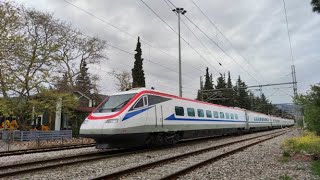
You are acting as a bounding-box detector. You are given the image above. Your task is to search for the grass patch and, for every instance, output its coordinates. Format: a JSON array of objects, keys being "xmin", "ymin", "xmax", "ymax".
[
  {"xmin": 312, "ymin": 161, "xmax": 320, "ymax": 177},
  {"xmin": 282, "ymin": 131, "xmax": 320, "ymax": 158},
  {"xmin": 280, "ymin": 156, "xmax": 290, "ymax": 163},
  {"xmin": 279, "ymin": 174, "xmax": 292, "ymax": 180}
]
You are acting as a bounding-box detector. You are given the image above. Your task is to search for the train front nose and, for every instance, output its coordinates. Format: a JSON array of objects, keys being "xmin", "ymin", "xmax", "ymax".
[
  {"xmin": 79, "ymin": 116, "xmax": 121, "ymax": 138},
  {"xmin": 79, "ymin": 119, "xmax": 106, "ymax": 137}
]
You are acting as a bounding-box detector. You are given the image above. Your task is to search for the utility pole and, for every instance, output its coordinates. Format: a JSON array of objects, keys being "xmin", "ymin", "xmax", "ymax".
[
  {"xmin": 173, "ymin": 7, "xmax": 187, "ymax": 97},
  {"xmin": 291, "ymin": 65, "xmax": 297, "ymax": 96}
]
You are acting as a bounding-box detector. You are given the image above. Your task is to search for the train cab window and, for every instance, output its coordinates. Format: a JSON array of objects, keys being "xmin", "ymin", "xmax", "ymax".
[
  {"xmin": 175, "ymin": 106, "xmax": 184, "ymax": 116},
  {"xmin": 206, "ymin": 110, "xmax": 212, "ymax": 118},
  {"xmin": 213, "ymin": 111, "xmax": 219, "ymax": 118},
  {"xmin": 225, "ymin": 113, "xmax": 230, "ymax": 119},
  {"xmin": 187, "ymin": 108, "xmax": 195, "ymax": 117},
  {"xmin": 219, "ymin": 112, "xmax": 224, "ymax": 119},
  {"xmin": 230, "ymin": 113, "xmax": 234, "ymax": 119},
  {"xmin": 134, "ymin": 98, "xmax": 144, "ymax": 109},
  {"xmin": 197, "ymin": 109, "xmax": 204, "ymax": 117},
  {"xmin": 235, "ymin": 114, "xmax": 238, "ymax": 119}
]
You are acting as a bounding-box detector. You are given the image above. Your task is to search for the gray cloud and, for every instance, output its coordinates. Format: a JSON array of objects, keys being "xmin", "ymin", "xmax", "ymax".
[{"xmin": 14, "ymin": 0, "xmax": 320, "ymax": 103}]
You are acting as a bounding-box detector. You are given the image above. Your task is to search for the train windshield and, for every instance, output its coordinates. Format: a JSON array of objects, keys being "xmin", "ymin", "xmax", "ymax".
[{"xmin": 96, "ymin": 93, "xmax": 136, "ymax": 113}]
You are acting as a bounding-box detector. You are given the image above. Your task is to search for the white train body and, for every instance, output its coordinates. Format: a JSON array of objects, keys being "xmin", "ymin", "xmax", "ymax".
[{"xmin": 80, "ymin": 88, "xmax": 294, "ymax": 148}]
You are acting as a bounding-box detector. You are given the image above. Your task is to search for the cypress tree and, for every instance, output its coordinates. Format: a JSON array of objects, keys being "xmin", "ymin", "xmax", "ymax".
[
  {"xmin": 210, "ymin": 73, "xmax": 213, "ymax": 86},
  {"xmin": 57, "ymin": 72, "xmax": 71, "ymax": 92},
  {"xmin": 225, "ymin": 71, "xmax": 234, "ymax": 106},
  {"xmin": 204, "ymin": 67, "xmax": 213, "ymax": 90},
  {"xmin": 196, "ymin": 79, "xmax": 204, "ymax": 101},
  {"xmin": 214, "ymin": 74, "xmax": 227, "ymax": 105},
  {"xmin": 215, "ymin": 74, "xmax": 226, "ymax": 89},
  {"xmin": 235, "ymin": 76, "xmax": 250, "ymax": 109},
  {"xmin": 75, "ymin": 60, "xmax": 92, "ymax": 94},
  {"xmin": 132, "ymin": 37, "xmax": 145, "ymax": 88}
]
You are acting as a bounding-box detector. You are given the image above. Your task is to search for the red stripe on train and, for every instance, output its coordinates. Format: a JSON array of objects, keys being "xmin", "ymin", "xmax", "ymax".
[{"xmin": 87, "ymin": 90, "xmax": 239, "ymax": 120}]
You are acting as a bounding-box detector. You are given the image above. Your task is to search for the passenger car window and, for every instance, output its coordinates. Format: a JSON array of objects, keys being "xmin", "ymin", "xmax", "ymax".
[
  {"xmin": 213, "ymin": 111, "xmax": 219, "ymax": 118},
  {"xmin": 148, "ymin": 95, "xmax": 170, "ymax": 106},
  {"xmin": 197, "ymin": 109, "xmax": 204, "ymax": 117},
  {"xmin": 175, "ymin": 106, "xmax": 184, "ymax": 116},
  {"xmin": 230, "ymin": 113, "xmax": 234, "ymax": 119},
  {"xmin": 235, "ymin": 114, "xmax": 238, "ymax": 119},
  {"xmin": 220, "ymin": 112, "xmax": 224, "ymax": 119},
  {"xmin": 226, "ymin": 113, "xmax": 230, "ymax": 119},
  {"xmin": 206, "ymin": 110, "xmax": 212, "ymax": 118},
  {"xmin": 187, "ymin": 108, "xmax": 195, "ymax": 117}
]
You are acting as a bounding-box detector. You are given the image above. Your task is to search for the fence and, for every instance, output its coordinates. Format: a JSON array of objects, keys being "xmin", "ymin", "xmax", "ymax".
[
  {"xmin": 2, "ymin": 130, "xmax": 72, "ymax": 141},
  {"xmin": 0, "ymin": 130, "xmax": 95, "ymax": 152}
]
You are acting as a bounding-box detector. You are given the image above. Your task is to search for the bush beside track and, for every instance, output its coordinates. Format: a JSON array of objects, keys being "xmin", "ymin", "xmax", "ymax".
[{"xmin": 282, "ymin": 130, "xmax": 320, "ymax": 177}]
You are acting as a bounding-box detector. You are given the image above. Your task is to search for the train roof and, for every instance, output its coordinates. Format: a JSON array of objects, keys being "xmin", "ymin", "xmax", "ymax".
[{"xmin": 108, "ymin": 88, "xmax": 294, "ymax": 121}]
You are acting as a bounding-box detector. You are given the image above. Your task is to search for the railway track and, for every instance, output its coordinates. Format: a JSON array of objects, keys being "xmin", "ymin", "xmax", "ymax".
[
  {"xmin": 0, "ymin": 143, "xmax": 96, "ymax": 157},
  {"xmin": 0, "ymin": 129, "xmax": 289, "ymax": 179},
  {"xmin": 92, "ymin": 129, "xmax": 290, "ymax": 180}
]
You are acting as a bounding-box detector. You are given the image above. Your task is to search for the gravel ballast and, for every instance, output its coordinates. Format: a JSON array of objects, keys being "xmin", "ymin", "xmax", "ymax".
[
  {"xmin": 180, "ymin": 128, "xmax": 318, "ymax": 180},
  {"xmin": 3, "ymin": 128, "xmax": 316, "ymax": 180},
  {"xmin": 0, "ymin": 147, "xmax": 101, "ymax": 167}
]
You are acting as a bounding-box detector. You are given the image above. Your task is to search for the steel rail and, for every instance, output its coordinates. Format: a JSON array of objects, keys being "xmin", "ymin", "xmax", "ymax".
[
  {"xmin": 0, "ymin": 143, "xmax": 96, "ymax": 157},
  {"xmin": 0, "ymin": 129, "xmax": 287, "ymax": 178},
  {"xmin": 161, "ymin": 131, "xmax": 288, "ymax": 179},
  {"xmin": 91, "ymin": 129, "xmax": 290, "ymax": 180}
]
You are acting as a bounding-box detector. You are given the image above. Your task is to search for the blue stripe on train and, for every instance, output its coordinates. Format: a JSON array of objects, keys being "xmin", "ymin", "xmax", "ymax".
[
  {"xmin": 122, "ymin": 106, "xmax": 153, "ymax": 121},
  {"xmin": 165, "ymin": 114, "xmax": 271, "ymax": 123}
]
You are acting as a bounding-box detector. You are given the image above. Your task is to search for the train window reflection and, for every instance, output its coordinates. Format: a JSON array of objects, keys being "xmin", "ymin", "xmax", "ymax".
[
  {"xmin": 206, "ymin": 110, "xmax": 212, "ymax": 118},
  {"xmin": 175, "ymin": 106, "xmax": 184, "ymax": 116},
  {"xmin": 197, "ymin": 109, "xmax": 204, "ymax": 117},
  {"xmin": 187, "ymin": 108, "xmax": 195, "ymax": 117},
  {"xmin": 96, "ymin": 93, "xmax": 136, "ymax": 113},
  {"xmin": 213, "ymin": 111, "xmax": 219, "ymax": 118},
  {"xmin": 219, "ymin": 112, "xmax": 224, "ymax": 119}
]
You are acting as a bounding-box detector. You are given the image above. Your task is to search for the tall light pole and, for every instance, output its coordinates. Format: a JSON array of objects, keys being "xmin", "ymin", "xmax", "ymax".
[{"xmin": 173, "ymin": 8, "xmax": 186, "ymax": 97}]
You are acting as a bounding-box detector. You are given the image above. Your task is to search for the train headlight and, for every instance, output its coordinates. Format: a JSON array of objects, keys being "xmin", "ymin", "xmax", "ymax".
[{"xmin": 105, "ymin": 119, "xmax": 119, "ymax": 123}]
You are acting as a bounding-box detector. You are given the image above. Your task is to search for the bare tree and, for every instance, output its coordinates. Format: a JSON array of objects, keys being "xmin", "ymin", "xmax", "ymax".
[
  {"xmin": 109, "ymin": 70, "xmax": 132, "ymax": 91},
  {"xmin": 6, "ymin": 8, "xmax": 62, "ymax": 97},
  {"xmin": 55, "ymin": 25, "xmax": 107, "ymax": 91},
  {"xmin": 0, "ymin": 2, "xmax": 23, "ymax": 98},
  {"xmin": 0, "ymin": 2, "xmax": 108, "ymax": 129}
]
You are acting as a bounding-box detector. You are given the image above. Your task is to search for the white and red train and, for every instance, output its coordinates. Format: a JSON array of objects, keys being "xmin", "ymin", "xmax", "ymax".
[{"xmin": 80, "ymin": 88, "xmax": 294, "ymax": 149}]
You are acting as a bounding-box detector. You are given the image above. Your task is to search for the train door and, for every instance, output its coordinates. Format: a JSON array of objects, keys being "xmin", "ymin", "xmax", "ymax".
[
  {"xmin": 154, "ymin": 105, "xmax": 164, "ymax": 129},
  {"xmin": 147, "ymin": 95, "xmax": 165, "ymax": 129},
  {"xmin": 244, "ymin": 110, "xmax": 249, "ymax": 130}
]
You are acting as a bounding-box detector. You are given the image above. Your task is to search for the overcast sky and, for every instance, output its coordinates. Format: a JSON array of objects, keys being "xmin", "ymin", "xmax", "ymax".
[{"xmin": 13, "ymin": 0, "xmax": 320, "ymax": 104}]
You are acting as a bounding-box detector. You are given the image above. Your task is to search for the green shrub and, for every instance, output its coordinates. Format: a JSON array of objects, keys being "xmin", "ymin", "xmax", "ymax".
[
  {"xmin": 279, "ymin": 174, "xmax": 292, "ymax": 180},
  {"xmin": 312, "ymin": 161, "xmax": 320, "ymax": 177},
  {"xmin": 282, "ymin": 131, "xmax": 320, "ymax": 158}
]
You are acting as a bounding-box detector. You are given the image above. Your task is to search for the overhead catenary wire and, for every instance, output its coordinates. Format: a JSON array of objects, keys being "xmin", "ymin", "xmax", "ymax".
[
  {"xmin": 183, "ymin": 14, "xmax": 262, "ymax": 85},
  {"xmin": 163, "ymin": 0, "xmax": 224, "ymax": 76},
  {"xmin": 52, "ymin": 19, "xmax": 202, "ymax": 97},
  {"xmin": 165, "ymin": 0, "xmax": 262, "ymax": 85},
  {"xmin": 139, "ymin": 0, "xmax": 222, "ymax": 76},
  {"xmin": 189, "ymin": 0, "xmax": 295, "ymax": 99},
  {"xmin": 62, "ymin": 0, "xmax": 178, "ymax": 61},
  {"xmin": 62, "ymin": 0, "xmax": 209, "ymax": 79},
  {"xmin": 90, "ymin": 61, "xmax": 198, "ymax": 95},
  {"xmin": 60, "ymin": 2, "xmax": 203, "ymax": 81},
  {"xmin": 189, "ymin": 0, "xmax": 270, "ymax": 84}
]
